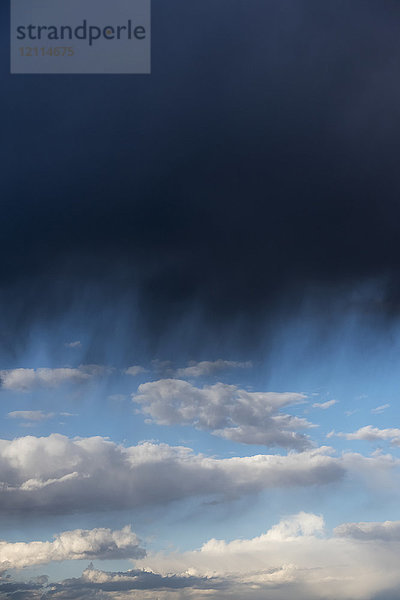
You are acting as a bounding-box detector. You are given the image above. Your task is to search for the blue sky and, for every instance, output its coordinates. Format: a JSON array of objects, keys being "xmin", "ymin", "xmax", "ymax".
[{"xmin": 1, "ymin": 316, "xmax": 400, "ymax": 597}]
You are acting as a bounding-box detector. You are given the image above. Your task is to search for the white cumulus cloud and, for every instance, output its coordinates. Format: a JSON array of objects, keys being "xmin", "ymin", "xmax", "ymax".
[
  {"xmin": 0, "ymin": 525, "xmax": 145, "ymax": 569},
  {"xmin": 133, "ymin": 379, "xmax": 311, "ymax": 450},
  {"xmin": 336, "ymin": 425, "xmax": 400, "ymax": 446},
  {"xmin": 0, "ymin": 434, "xmax": 344, "ymax": 516},
  {"xmin": 6, "ymin": 514, "xmax": 400, "ymax": 599},
  {"xmin": 132, "ymin": 512, "xmax": 400, "ymax": 600}
]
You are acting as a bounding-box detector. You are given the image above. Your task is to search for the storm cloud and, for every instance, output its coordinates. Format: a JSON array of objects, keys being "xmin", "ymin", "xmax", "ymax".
[{"xmin": 2, "ymin": 0, "xmax": 400, "ymax": 354}]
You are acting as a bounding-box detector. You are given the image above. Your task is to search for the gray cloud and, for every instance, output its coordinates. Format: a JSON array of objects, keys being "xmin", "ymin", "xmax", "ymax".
[
  {"xmin": 124, "ymin": 366, "xmax": 147, "ymax": 377},
  {"xmin": 4, "ymin": 513, "xmax": 400, "ymax": 599},
  {"xmin": 0, "ymin": 566, "xmax": 223, "ymax": 599},
  {"xmin": 336, "ymin": 426, "xmax": 400, "ymax": 446},
  {"xmin": 0, "ymin": 434, "xmax": 344, "ymax": 516},
  {"xmin": 133, "ymin": 379, "xmax": 311, "ymax": 450},
  {"xmin": 134, "ymin": 512, "xmax": 400, "ymax": 600},
  {"xmin": 46, "ymin": 564, "xmax": 223, "ymax": 596},
  {"xmin": 0, "ymin": 576, "xmax": 47, "ymax": 600},
  {"xmin": 334, "ymin": 520, "xmax": 400, "ymax": 541},
  {"xmin": 175, "ymin": 360, "xmax": 252, "ymax": 378},
  {"xmin": 7, "ymin": 411, "xmax": 55, "ymax": 422},
  {"xmin": 5, "ymin": 513, "xmax": 400, "ymax": 600},
  {"xmin": 0, "ymin": 366, "xmax": 109, "ymax": 392}
]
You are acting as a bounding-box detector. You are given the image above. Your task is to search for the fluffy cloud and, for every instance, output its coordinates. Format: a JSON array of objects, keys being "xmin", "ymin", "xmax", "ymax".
[
  {"xmin": 5, "ymin": 515, "xmax": 400, "ymax": 599},
  {"xmin": 133, "ymin": 380, "xmax": 312, "ymax": 450},
  {"xmin": 175, "ymin": 360, "xmax": 252, "ymax": 378},
  {"xmin": 0, "ymin": 366, "xmax": 108, "ymax": 392},
  {"xmin": 132, "ymin": 512, "xmax": 400, "ymax": 600},
  {"xmin": 0, "ymin": 434, "xmax": 344, "ymax": 515},
  {"xmin": 0, "ymin": 526, "xmax": 145, "ymax": 569},
  {"xmin": 336, "ymin": 425, "xmax": 400, "ymax": 445}
]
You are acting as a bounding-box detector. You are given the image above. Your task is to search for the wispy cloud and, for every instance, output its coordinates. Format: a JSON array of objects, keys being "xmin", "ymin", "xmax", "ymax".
[
  {"xmin": 175, "ymin": 360, "xmax": 252, "ymax": 378},
  {"xmin": 312, "ymin": 399, "xmax": 338, "ymax": 410},
  {"xmin": 108, "ymin": 394, "xmax": 128, "ymax": 402},
  {"xmin": 8, "ymin": 410, "xmax": 55, "ymax": 422},
  {"xmin": 371, "ymin": 403, "xmax": 390, "ymax": 415},
  {"xmin": 124, "ymin": 366, "xmax": 147, "ymax": 377},
  {"xmin": 0, "ymin": 365, "xmax": 110, "ymax": 392},
  {"xmin": 64, "ymin": 341, "xmax": 82, "ymax": 349}
]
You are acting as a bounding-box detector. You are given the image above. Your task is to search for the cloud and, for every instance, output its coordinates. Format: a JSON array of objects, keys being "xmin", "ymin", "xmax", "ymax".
[
  {"xmin": 371, "ymin": 404, "xmax": 390, "ymax": 415},
  {"xmin": 0, "ymin": 434, "xmax": 344, "ymax": 516},
  {"xmin": 7, "ymin": 411, "xmax": 54, "ymax": 422},
  {"xmin": 124, "ymin": 366, "xmax": 147, "ymax": 377},
  {"xmin": 335, "ymin": 520, "xmax": 400, "ymax": 541},
  {"xmin": 133, "ymin": 379, "xmax": 311, "ymax": 450},
  {"xmin": 6, "ymin": 514, "xmax": 400, "ymax": 599},
  {"xmin": 0, "ymin": 366, "xmax": 109, "ymax": 392},
  {"xmin": 0, "ymin": 526, "xmax": 145, "ymax": 570},
  {"xmin": 336, "ymin": 426, "xmax": 400, "ymax": 446},
  {"xmin": 175, "ymin": 360, "xmax": 252, "ymax": 378},
  {"xmin": 108, "ymin": 394, "xmax": 128, "ymax": 402},
  {"xmin": 2, "ymin": 1, "xmax": 400, "ymax": 361},
  {"xmin": 45, "ymin": 564, "xmax": 223, "ymax": 597},
  {"xmin": 64, "ymin": 341, "xmax": 82, "ymax": 349},
  {"xmin": 312, "ymin": 400, "xmax": 337, "ymax": 410},
  {"xmin": 131, "ymin": 512, "xmax": 400, "ymax": 600},
  {"xmin": 0, "ymin": 574, "xmax": 48, "ymax": 599}
]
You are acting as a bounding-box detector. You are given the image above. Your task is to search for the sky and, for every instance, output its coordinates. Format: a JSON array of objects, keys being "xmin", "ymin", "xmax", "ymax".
[{"xmin": 2, "ymin": 0, "xmax": 400, "ymax": 598}]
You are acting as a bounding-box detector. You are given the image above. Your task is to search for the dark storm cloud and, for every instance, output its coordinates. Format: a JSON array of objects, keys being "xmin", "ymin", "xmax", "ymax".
[
  {"xmin": 0, "ymin": 567, "xmax": 223, "ymax": 599},
  {"xmin": 2, "ymin": 0, "xmax": 400, "ymax": 350},
  {"xmin": 46, "ymin": 567, "xmax": 224, "ymax": 595},
  {"xmin": 0, "ymin": 577, "xmax": 46, "ymax": 599}
]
